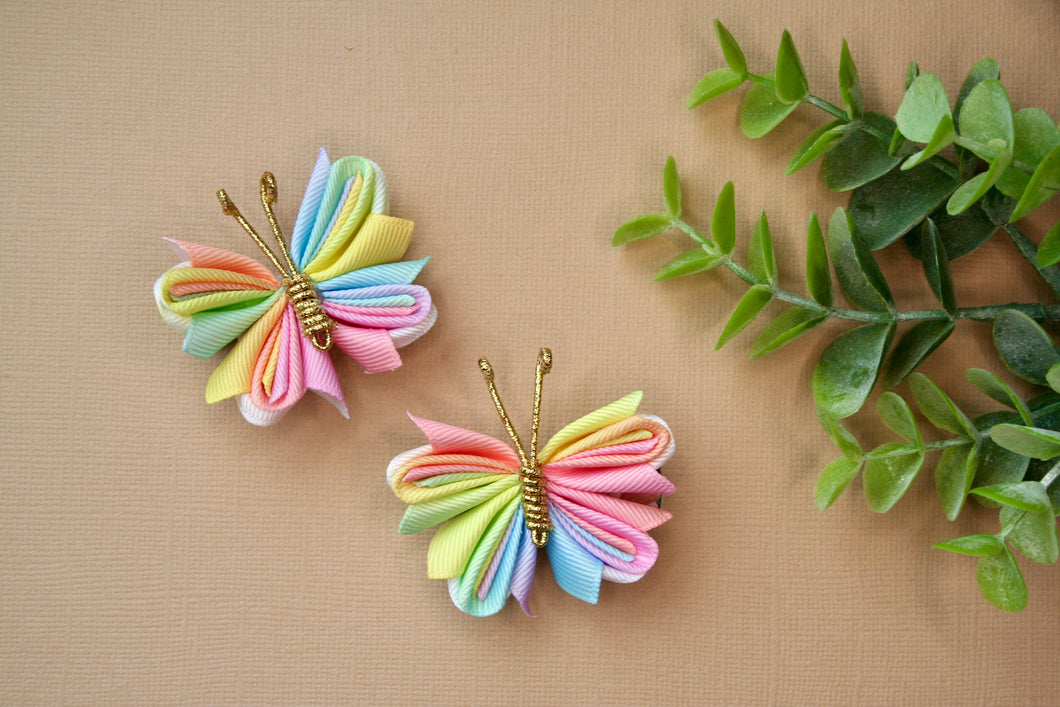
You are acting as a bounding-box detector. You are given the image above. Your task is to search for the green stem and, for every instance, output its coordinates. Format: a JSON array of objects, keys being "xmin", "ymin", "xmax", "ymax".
[
  {"xmin": 997, "ymin": 460, "xmax": 1060, "ymax": 541},
  {"xmin": 673, "ymin": 218, "xmax": 1060, "ymax": 323},
  {"xmin": 866, "ymin": 437, "xmax": 970, "ymax": 459}
]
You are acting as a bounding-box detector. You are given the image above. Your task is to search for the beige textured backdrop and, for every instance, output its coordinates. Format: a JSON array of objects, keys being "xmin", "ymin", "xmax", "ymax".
[{"xmin": 3, "ymin": 1, "xmax": 1059, "ymax": 704}]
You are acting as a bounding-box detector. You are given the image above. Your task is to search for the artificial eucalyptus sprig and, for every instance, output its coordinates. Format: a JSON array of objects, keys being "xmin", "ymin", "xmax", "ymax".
[{"xmin": 613, "ymin": 20, "xmax": 1060, "ymax": 610}]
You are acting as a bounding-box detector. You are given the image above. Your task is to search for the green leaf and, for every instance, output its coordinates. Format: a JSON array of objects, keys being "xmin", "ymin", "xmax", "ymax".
[
  {"xmin": 818, "ymin": 410, "xmax": 863, "ymax": 460},
  {"xmin": 934, "ymin": 533, "xmax": 1004, "ymax": 557},
  {"xmin": 895, "ymin": 73, "xmax": 951, "ymax": 143},
  {"xmin": 990, "ymin": 424, "xmax": 1060, "ymax": 460},
  {"xmin": 901, "ymin": 113, "xmax": 955, "ymax": 170},
  {"xmin": 612, "ymin": 213, "xmax": 674, "ymax": 245},
  {"xmin": 711, "ymin": 181, "xmax": 736, "ymax": 255},
  {"xmin": 918, "ymin": 219, "xmax": 956, "ymax": 312},
  {"xmin": 967, "ymin": 369, "xmax": 1033, "ymax": 425},
  {"xmin": 663, "ymin": 156, "xmax": 682, "ymax": 218},
  {"xmin": 747, "ymin": 212, "xmax": 776, "ymax": 283},
  {"xmin": 715, "ymin": 284, "xmax": 773, "ymax": 350},
  {"xmin": 822, "ymin": 112, "xmax": 901, "ymax": 191},
  {"xmin": 775, "ymin": 30, "xmax": 808, "ymax": 103},
  {"xmin": 688, "ymin": 67, "xmax": 745, "ymax": 109},
  {"xmin": 850, "ymin": 162, "xmax": 959, "ymax": 250},
  {"xmin": 740, "ymin": 74, "xmax": 799, "ymax": 138},
  {"xmin": 812, "ymin": 322, "xmax": 895, "ymax": 419},
  {"xmin": 838, "ymin": 39, "xmax": 862, "ymax": 120},
  {"xmin": 877, "ymin": 392, "xmax": 919, "ymax": 443},
  {"xmin": 883, "ymin": 320, "xmax": 955, "ymax": 389},
  {"xmin": 905, "ymin": 203, "xmax": 996, "ymax": 260},
  {"xmin": 749, "ymin": 307, "xmax": 826, "ymax": 359},
  {"xmin": 1047, "ymin": 363, "xmax": 1060, "ymax": 395},
  {"xmin": 996, "ymin": 108, "xmax": 1060, "ymax": 199},
  {"xmin": 946, "ymin": 147, "xmax": 1012, "ymax": 215},
  {"xmin": 953, "ymin": 58, "xmax": 1000, "ymax": 126},
  {"xmin": 815, "ymin": 457, "xmax": 862, "ymax": 511},
  {"xmin": 1002, "ymin": 505, "xmax": 1059, "ymax": 565},
  {"xmin": 908, "ymin": 372, "xmax": 977, "ymax": 437},
  {"xmin": 1036, "ymin": 221, "xmax": 1060, "ymax": 267},
  {"xmin": 1010, "ymin": 144, "xmax": 1060, "ymax": 221},
  {"xmin": 935, "ymin": 441, "xmax": 979, "ymax": 521},
  {"xmin": 993, "ymin": 309, "xmax": 1060, "ymax": 385},
  {"xmin": 785, "ymin": 120, "xmax": 847, "ymax": 174},
  {"xmin": 904, "ymin": 61, "xmax": 919, "ymax": 90},
  {"xmin": 956, "ymin": 79, "xmax": 1014, "ymax": 153},
  {"xmin": 653, "ymin": 248, "xmax": 722, "ymax": 281},
  {"xmin": 972, "ymin": 431, "xmax": 1031, "ymax": 503},
  {"xmin": 971, "ymin": 481, "xmax": 1053, "ymax": 513},
  {"xmin": 863, "ymin": 441, "xmax": 925, "ymax": 512},
  {"xmin": 976, "ymin": 546, "xmax": 1027, "ymax": 612},
  {"xmin": 827, "ymin": 208, "xmax": 893, "ymax": 311},
  {"xmin": 805, "ymin": 212, "xmax": 832, "ymax": 307},
  {"xmin": 714, "ymin": 19, "xmax": 747, "ymax": 75}
]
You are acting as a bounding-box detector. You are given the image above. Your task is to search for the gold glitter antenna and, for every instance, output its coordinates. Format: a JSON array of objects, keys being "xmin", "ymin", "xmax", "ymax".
[
  {"xmin": 217, "ymin": 172, "xmax": 335, "ymax": 351},
  {"xmin": 479, "ymin": 348, "xmax": 554, "ymax": 547}
]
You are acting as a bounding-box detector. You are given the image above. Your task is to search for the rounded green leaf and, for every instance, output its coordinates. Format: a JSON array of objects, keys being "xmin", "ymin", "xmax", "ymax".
[
  {"xmin": 785, "ymin": 120, "xmax": 847, "ymax": 174},
  {"xmin": 993, "ymin": 309, "xmax": 1060, "ymax": 385},
  {"xmin": 815, "ymin": 457, "xmax": 862, "ymax": 511},
  {"xmin": 996, "ymin": 108, "xmax": 1060, "ymax": 199},
  {"xmin": 827, "ymin": 208, "xmax": 893, "ymax": 311},
  {"xmin": 850, "ymin": 163, "xmax": 958, "ymax": 250},
  {"xmin": 822, "ymin": 113, "xmax": 901, "ymax": 191},
  {"xmin": 747, "ymin": 211, "xmax": 776, "ymax": 283},
  {"xmin": 612, "ymin": 213, "xmax": 674, "ymax": 245},
  {"xmin": 653, "ymin": 248, "xmax": 722, "ymax": 281},
  {"xmin": 838, "ymin": 39, "xmax": 863, "ymax": 120},
  {"xmin": 896, "ymin": 73, "xmax": 951, "ymax": 143},
  {"xmin": 817, "ymin": 410, "xmax": 863, "ymax": 461},
  {"xmin": 953, "ymin": 58, "xmax": 1000, "ymax": 126},
  {"xmin": 935, "ymin": 441, "xmax": 979, "ymax": 521},
  {"xmin": 957, "ymin": 79, "xmax": 1014, "ymax": 150},
  {"xmin": 1047, "ymin": 362, "xmax": 1060, "ymax": 394},
  {"xmin": 805, "ymin": 212, "xmax": 833, "ymax": 307},
  {"xmin": 863, "ymin": 441, "xmax": 925, "ymax": 512},
  {"xmin": 934, "ymin": 533, "xmax": 1004, "ymax": 557},
  {"xmin": 946, "ymin": 147, "xmax": 1012, "ymax": 215},
  {"xmin": 901, "ymin": 113, "xmax": 955, "ymax": 170},
  {"xmin": 918, "ymin": 219, "xmax": 956, "ymax": 312},
  {"xmin": 1035, "ymin": 221, "xmax": 1060, "ymax": 267},
  {"xmin": 882, "ymin": 319, "xmax": 955, "ymax": 389},
  {"xmin": 749, "ymin": 307, "xmax": 826, "ymax": 359},
  {"xmin": 972, "ymin": 431, "xmax": 1031, "ymax": 503},
  {"xmin": 663, "ymin": 156, "xmax": 682, "ymax": 218},
  {"xmin": 976, "ymin": 547, "xmax": 1027, "ymax": 612},
  {"xmin": 740, "ymin": 75, "xmax": 799, "ymax": 139},
  {"xmin": 688, "ymin": 67, "xmax": 746, "ymax": 109},
  {"xmin": 775, "ymin": 30, "xmax": 808, "ymax": 103},
  {"xmin": 711, "ymin": 181, "xmax": 736, "ymax": 255},
  {"xmin": 908, "ymin": 372, "xmax": 977, "ymax": 437},
  {"xmin": 715, "ymin": 284, "xmax": 772, "ymax": 350},
  {"xmin": 967, "ymin": 369, "xmax": 1033, "ymax": 424},
  {"xmin": 1010, "ymin": 143, "xmax": 1060, "ymax": 221},
  {"xmin": 990, "ymin": 424, "xmax": 1060, "ymax": 461},
  {"xmin": 972, "ymin": 480, "xmax": 1053, "ymax": 513},
  {"xmin": 1001, "ymin": 505, "xmax": 1059, "ymax": 565},
  {"xmin": 714, "ymin": 19, "xmax": 747, "ymax": 75},
  {"xmin": 877, "ymin": 392, "xmax": 919, "ymax": 443},
  {"xmin": 903, "ymin": 202, "xmax": 996, "ymax": 261},
  {"xmin": 812, "ymin": 322, "xmax": 895, "ymax": 419}
]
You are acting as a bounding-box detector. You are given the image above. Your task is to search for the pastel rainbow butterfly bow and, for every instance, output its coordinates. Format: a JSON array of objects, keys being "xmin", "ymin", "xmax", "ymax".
[
  {"xmin": 154, "ymin": 149, "xmax": 436, "ymax": 426},
  {"xmin": 387, "ymin": 349, "xmax": 675, "ymax": 616}
]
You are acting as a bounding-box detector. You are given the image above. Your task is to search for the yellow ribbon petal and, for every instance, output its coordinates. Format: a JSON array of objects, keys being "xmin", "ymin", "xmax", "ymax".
[
  {"xmin": 304, "ymin": 213, "xmax": 414, "ymax": 283},
  {"xmin": 204, "ymin": 297, "xmax": 286, "ymax": 403},
  {"xmin": 538, "ymin": 391, "xmax": 644, "ymax": 463}
]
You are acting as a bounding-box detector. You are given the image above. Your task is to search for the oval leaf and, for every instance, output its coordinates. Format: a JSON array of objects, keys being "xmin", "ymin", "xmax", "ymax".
[
  {"xmin": 895, "ymin": 73, "xmax": 951, "ymax": 143},
  {"xmin": 993, "ymin": 309, "xmax": 1060, "ymax": 385},
  {"xmin": 715, "ymin": 284, "xmax": 772, "ymax": 350},
  {"xmin": 967, "ymin": 369, "xmax": 1033, "ymax": 424},
  {"xmin": 863, "ymin": 441, "xmax": 925, "ymax": 513},
  {"xmin": 812, "ymin": 322, "xmax": 895, "ymax": 419},
  {"xmin": 990, "ymin": 424, "xmax": 1060, "ymax": 460},
  {"xmin": 838, "ymin": 39, "xmax": 863, "ymax": 120},
  {"xmin": 882, "ymin": 320, "xmax": 955, "ymax": 389},
  {"xmin": 850, "ymin": 163, "xmax": 958, "ymax": 250},
  {"xmin": 1002, "ymin": 505, "xmax": 1059, "ymax": 565},
  {"xmin": 750, "ymin": 307, "xmax": 826, "ymax": 359},
  {"xmin": 613, "ymin": 213, "xmax": 673, "ymax": 245},
  {"xmin": 822, "ymin": 112, "xmax": 902, "ymax": 191},
  {"xmin": 908, "ymin": 372, "xmax": 976, "ymax": 437},
  {"xmin": 740, "ymin": 75, "xmax": 799, "ymax": 138},
  {"xmin": 972, "ymin": 429, "xmax": 1031, "ymax": 503},
  {"xmin": 901, "ymin": 113, "xmax": 955, "ymax": 170},
  {"xmin": 972, "ymin": 481, "xmax": 1053, "ymax": 513},
  {"xmin": 815, "ymin": 457, "xmax": 862, "ymax": 511},
  {"xmin": 805, "ymin": 212, "xmax": 833, "ymax": 307},
  {"xmin": 654, "ymin": 248, "xmax": 722, "ymax": 281},
  {"xmin": 877, "ymin": 392, "xmax": 919, "ymax": 443},
  {"xmin": 1035, "ymin": 221, "xmax": 1060, "ymax": 267},
  {"xmin": 747, "ymin": 211, "xmax": 776, "ymax": 283},
  {"xmin": 996, "ymin": 108, "xmax": 1060, "ymax": 199},
  {"xmin": 663, "ymin": 156, "xmax": 682, "ymax": 218},
  {"xmin": 918, "ymin": 219, "xmax": 956, "ymax": 312},
  {"xmin": 775, "ymin": 30, "xmax": 808, "ymax": 103},
  {"xmin": 976, "ymin": 547, "xmax": 1028, "ymax": 612},
  {"xmin": 946, "ymin": 147, "xmax": 1012, "ymax": 215},
  {"xmin": 712, "ymin": 181, "xmax": 736, "ymax": 255},
  {"xmin": 785, "ymin": 120, "xmax": 846, "ymax": 174},
  {"xmin": 714, "ymin": 19, "xmax": 747, "ymax": 75},
  {"xmin": 934, "ymin": 533, "xmax": 1004, "ymax": 557},
  {"xmin": 1048, "ymin": 363, "xmax": 1060, "ymax": 395},
  {"xmin": 953, "ymin": 58, "xmax": 1000, "ymax": 125},
  {"xmin": 935, "ymin": 441, "xmax": 979, "ymax": 521},
  {"xmin": 688, "ymin": 67, "xmax": 745, "ymax": 109},
  {"xmin": 957, "ymin": 79, "xmax": 1014, "ymax": 150},
  {"xmin": 828, "ymin": 208, "xmax": 893, "ymax": 311},
  {"xmin": 817, "ymin": 410, "xmax": 863, "ymax": 461},
  {"xmin": 1010, "ymin": 143, "xmax": 1060, "ymax": 221}
]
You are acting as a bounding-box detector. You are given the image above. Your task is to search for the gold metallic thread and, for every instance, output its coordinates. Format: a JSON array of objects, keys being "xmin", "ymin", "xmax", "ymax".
[
  {"xmin": 217, "ymin": 172, "xmax": 335, "ymax": 351},
  {"xmin": 479, "ymin": 348, "xmax": 554, "ymax": 547}
]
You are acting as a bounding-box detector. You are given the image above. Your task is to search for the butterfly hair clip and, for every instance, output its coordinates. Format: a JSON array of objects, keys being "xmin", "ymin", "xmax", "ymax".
[
  {"xmin": 387, "ymin": 349, "xmax": 675, "ymax": 616},
  {"xmin": 154, "ymin": 149, "xmax": 436, "ymax": 425}
]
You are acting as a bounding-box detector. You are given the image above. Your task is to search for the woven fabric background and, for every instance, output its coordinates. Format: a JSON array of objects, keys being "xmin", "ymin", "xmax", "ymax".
[{"xmin": 2, "ymin": 1, "xmax": 1058, "ymax": 704}]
